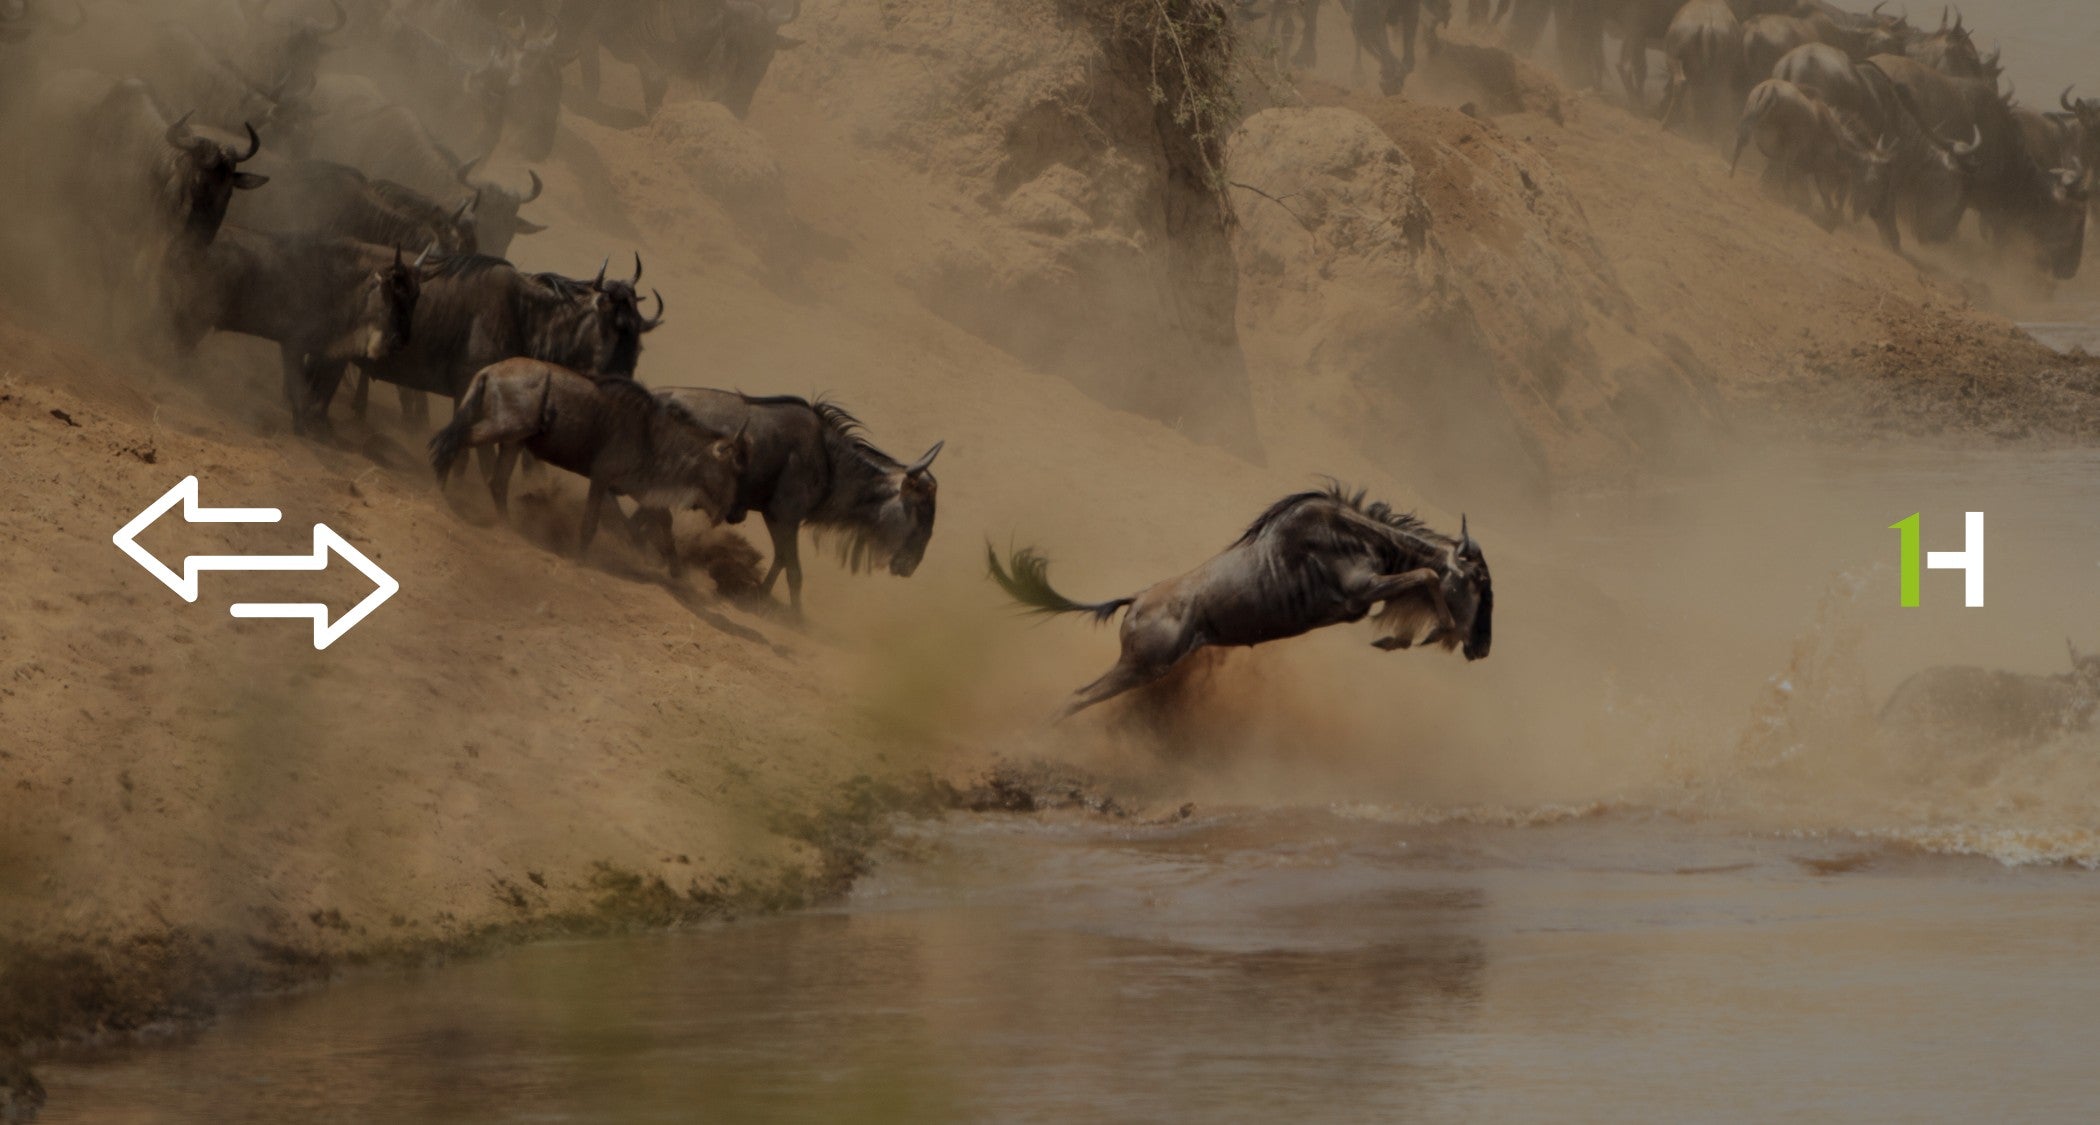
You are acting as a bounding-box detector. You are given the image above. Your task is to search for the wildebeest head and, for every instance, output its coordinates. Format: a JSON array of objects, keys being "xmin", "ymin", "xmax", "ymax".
[
  {"xmin": 1396, "ymin": 516, "xmax": 1493, "ymax": 661},
  {"xmin": 457, "ymin": 158, "xmax": 544, "ymax": 257},
  {"xmin": 877, "ymin": 441, "xmax": 943, "ymax": 576},
  {"xmin": 348, "ymin": 244, "xmax": 428, "ymax": 361},
  {"xmin": 2030, "ymin": 160, "xmax": 2089, "ymax": 279},
  {"xmin": 164, "ymin": 114, "xmax": 270, "ymax": 242},
  {"xmin": 584, "ymin": 253, "xmax": 663, "ymax": 374}
]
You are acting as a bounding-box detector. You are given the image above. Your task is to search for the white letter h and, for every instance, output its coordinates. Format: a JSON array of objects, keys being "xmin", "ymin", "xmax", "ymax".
[{"xmin": 1926, "ymin": 511, "xmax": 1985, "ymax": 608}]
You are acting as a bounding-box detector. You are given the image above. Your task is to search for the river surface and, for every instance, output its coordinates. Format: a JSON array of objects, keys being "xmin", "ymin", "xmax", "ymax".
[{"xmin": 30, "ymin": 809, "xmax": 2100, "ymax": 1123}]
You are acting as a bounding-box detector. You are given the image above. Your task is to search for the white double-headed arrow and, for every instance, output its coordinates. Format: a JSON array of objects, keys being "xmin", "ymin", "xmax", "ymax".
[{"xmin": 113, "ymin": 476, "xmax": 399, "ymax": 649}]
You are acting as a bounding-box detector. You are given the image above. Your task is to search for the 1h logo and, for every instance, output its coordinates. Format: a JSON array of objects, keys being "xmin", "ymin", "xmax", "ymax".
[{"xmin": 1890, "ymin": 512, "xmax": 1984, "ymax": 608}]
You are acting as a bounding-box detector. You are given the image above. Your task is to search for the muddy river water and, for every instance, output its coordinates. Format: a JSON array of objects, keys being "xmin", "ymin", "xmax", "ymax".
[{"xmin": 34, "ymin": 810, "xmax": 2100, "ymax": 1122}]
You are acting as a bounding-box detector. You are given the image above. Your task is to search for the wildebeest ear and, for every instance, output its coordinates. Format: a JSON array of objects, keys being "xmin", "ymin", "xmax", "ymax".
[{"xmin": 233, "ymin": 171, "xmax": 270, "ymax": 190}]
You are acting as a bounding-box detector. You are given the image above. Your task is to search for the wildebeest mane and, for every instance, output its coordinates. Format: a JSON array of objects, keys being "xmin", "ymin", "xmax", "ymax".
[
  {"xmin": 1234, "ymin": 482, "xmax": 1447, "ymax": 554},
  {"xmin": 737, "ymin": 393, "xmax": 913, "ymax": 572},
  {"xmin": 421, "ymin": 251, "xmax": 511, "ymax": 280}
]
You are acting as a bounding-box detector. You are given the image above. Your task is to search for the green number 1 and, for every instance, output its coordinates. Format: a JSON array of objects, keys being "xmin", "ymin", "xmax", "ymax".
[{"xmin": 1891, "ymin": 513, "xmax": 1920, "ymax": 607}]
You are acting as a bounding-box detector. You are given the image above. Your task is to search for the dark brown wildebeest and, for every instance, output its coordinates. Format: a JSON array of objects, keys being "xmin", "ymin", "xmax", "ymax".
[
  {"xmin": 315, "ymin": 252, "xmax": 661, "ymax": 423},
  {"xmin": 1879, "ymin": 640, "xmax": 2100, "ymax": 756},
  {"xmin": 231, "ymin": 154, "xmax": 478, "ymax": 255},
  {"xmin": 990, "ymin": 486, "xmax": 1493, "ymax": 720},
  {"xmin": 178, "ymin": 231, "xmax": 428, "ymax": 429},
  {"xmin": 32, "ymin": 74, "xmax": 271, "ymax": 341},
  {"xmin": 648, "ymin": 389, "xmax": 941, "ymax": 614},
  {"xmin": 428, "ymin": 360, "xmax": 749, "ymax": 577},
  {"xmin": 1776, "ymin": 47, "xmax": 1971, "ymax": 250},
  {"xmin": 1731, "ymin": 78, "xmax": 1893, "ymax": 227},
  {"xmin": 355, "ymin": 8, "xmax": 563, "ymax": 160},
  {"xmin": 1869, "ymin": 53, "xmax": 2088, "ymax": 278},
  {"xmin": 304, "ymin": 74, "xmax": 546, "ymax": 257},
  {"xmin": 554, "ymin": 0, "xmax": 802, "ymax": 119},
  {"xmin": 1659, "ymin": 0, "xmax": 1744, "ymax": 133}
]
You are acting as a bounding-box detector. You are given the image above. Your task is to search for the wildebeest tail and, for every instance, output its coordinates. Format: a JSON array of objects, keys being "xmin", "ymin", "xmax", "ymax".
[
  {"xmin": 427, "ymin": 369, "xmax": 489, "ymax": 482},
  {"xmin": 986, "ymin": 544, "xmax": 1133, "ymax": 623},
  {"xmin": 1730, "ymin": 81, "xmax": 1777, "ymax": 176}
]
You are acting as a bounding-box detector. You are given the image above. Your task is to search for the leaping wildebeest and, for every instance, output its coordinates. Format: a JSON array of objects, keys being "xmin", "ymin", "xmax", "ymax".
[
  {"xmin": 429, "ymin": 361, "xmax": 749, "ymax": 577},
  {"xmin": 651, "ymin": 389, "xmax": 943, "ymax": 614},
  {"xmin": 989, "ymin": 485, "xmax": 1494, "ymax": 720}
]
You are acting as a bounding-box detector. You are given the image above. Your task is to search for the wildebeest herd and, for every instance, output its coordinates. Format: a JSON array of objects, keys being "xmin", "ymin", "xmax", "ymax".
[
  {"xmin": 0, "ymin": 0, "xmax": 1507, "ymax": 718},
  {"xmin": 1268, "ymin": 0, "xmax": 2093, "ymax": 280}
]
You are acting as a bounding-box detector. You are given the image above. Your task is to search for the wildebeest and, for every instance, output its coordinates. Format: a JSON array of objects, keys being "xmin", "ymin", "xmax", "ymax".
[
  {"xmin": 303, "ymin": 74, "xmax": 546, "ymax": 257},
  {"xmin": 32, "ymin": 75, "xmax": 271, "ymax": 341},
  {"xmin": 555, "ymin": 0, "xmax": 802, "ymax": 119},
  {"xmin": 1659, "ymin": 0, "xmax": 1743, "ymax": 133},
  {"xmin": 1878, "ymin": 640, "xmax": 2100, "ymax": 755},
  {"xmin": 1731, "ymin": 78, "xmax": 1892, "ymax": 228},
  {"xmin": 178, "ymin": 230, "xmax": 428, "ymax": 429},
  {"xmin": 429, "ymin": 360, "xmax": 749, "ymax": 576},
  {"xmin": 315, "ymin": 252, "xmax": 661, "ymax": 423},
  {"xmin": 352, "ymin": 8, "xmax": 563, "ymax": 160},
  {"xmin": 988, "ymin": 485, "xmax": 1493, "ymax": 720},
  {"xmin": 1741, "ymin": 4, "xmax": 1904, "ymax": 77},
  {"xmin": 231, "ymin": 154, "xmax": 478, "ymax": 255},
  {"xmin": 1869, "ymin": 53, "xmax": 2088, "ymax": 278},
  {"xmin": 648, "ymin": 389, "xmax": 941, "ymax": 614}
]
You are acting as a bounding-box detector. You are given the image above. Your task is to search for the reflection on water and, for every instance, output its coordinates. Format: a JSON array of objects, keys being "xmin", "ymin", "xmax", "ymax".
[{"xmin": 36, "ymin": 811, "xmax": 2100, "ymax": 1122}]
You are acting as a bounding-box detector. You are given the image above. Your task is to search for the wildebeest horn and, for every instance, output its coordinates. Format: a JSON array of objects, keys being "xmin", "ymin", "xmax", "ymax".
[
  {"xmin": 457, "ymin": 153, "xmax": 483, "ymax": 187},
  {"xmin": 905, "ymin": 441, "xmax": 944, "ymax": 476},
  {"xmin": 449, "ymin": 194, "xmax": 474, "ymax": 223},
  {"xmin": 2071, "ymin": 637, "xmax": 2085, "ymax": 666},
  {"xmin": 235, "ymin": 121, "xmax": 261, "ymax": 162},
  {"xmin": 2065, "ymin": 86, "xmax": 2079, "ymax": 114},
  {"xmin": 414, "ymin": 242, "xmax": 435, "ymax": 268},
  {"xmin": 319, "ymin": 0, "xmax": 345, "ymax": 33},
  {"xmin": 632, "ymin": 252, "xmax": 642, "ymax": 283},
  {"xmin": 1947, "ymin": 124, "xmax": 1981, "ymax": 155},
  {"xmin": 521, "ymin": 169, "xmax": 543, "ymax": 203},
  {"xmin": 393, "ymin": 245, "xmax": 403, "ymax": 268},
  {"xmin": 163, "ymin": 110, "xmax": 196, "ymax": 147},
  {"xmin": 643, "ymin": 288, "xmax": 664, "ymax": 329},
  {"xmin": 592, "ymin": 257, "xmax": 608, "ymax": 288}
]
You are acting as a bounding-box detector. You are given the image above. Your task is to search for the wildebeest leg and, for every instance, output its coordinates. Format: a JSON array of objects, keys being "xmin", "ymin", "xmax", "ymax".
[
  {"xmin": 401, "ymin": 387, "xmax": 430, "ymax": 425},
  {"xmin": 307, "ymin": 361, "xmax": 349, "ymax": 427},
  {"xmin": 487, "ymin": 444, "xmax": 521, "ymax": 519},
  {"xmin": 350, "ymin": 370, "xmax": 371, "ymax": 419},
  {"xmin": 1617, "ymin": 33, "xmax": 1646, "ymax": 103},
  {"xmin": 578, "ymin": 479, "xmax": 610, "ymax": 559},
  {"xmin": 279, "ymin": 344, "xmax": 311, "ymax": 435},
  {"xmin": 578, "ymin": 42, "xmax": 603, "ymax": 101},
  {"xmin": 1352, "ymin": 0, "xmax": 1407, "ymax": 95},
  {"xmin": 1355, "ymin": 567, "xmax": 1457, "ymax": 649},
  {"xmin": 640, "ymin": 64, "xmax": 669, "ymax": 118},
  {"xmin": 641, "ymin": 507, "xmax": 682, "ymax": 579},
  {"xmin": 1057, "ymin": 616, "xmax": 1201, "ymax": 721},
  {"xmin": 1294, "ymin": 0, "xmax": 1321, "ymax": 69},
  {"xmin": 761, "ymin": 515, "xmax": 804, "ymax": 614}
]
